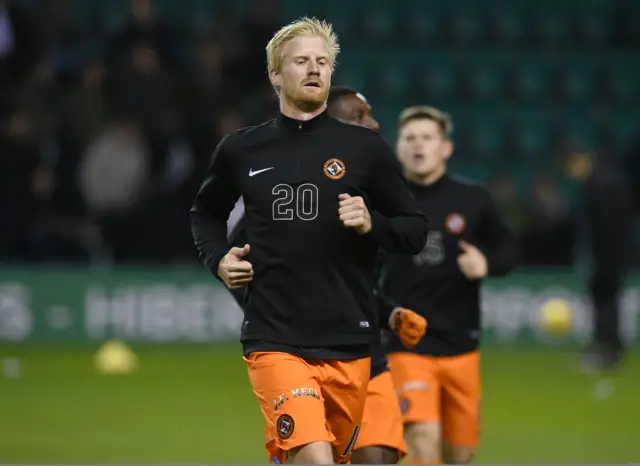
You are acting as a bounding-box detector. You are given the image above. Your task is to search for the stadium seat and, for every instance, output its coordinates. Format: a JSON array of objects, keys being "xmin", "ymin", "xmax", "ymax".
[
  {"xmin": 314, "ymin": 0, "xmax": 359, "ymax": 40},
  {"xmin": 415, "ymin": 56, "xmax": 459, "ymax": 103},
  {"xmin": 512, "ymin": 57, "xmax": 552, "ymax": 103},
  {"xmin": 465, "ymin": 60, "xmax": 505, "ymax": 103},
  {"xmin": 334, "ymin": 63, "xmax": 369, "ymax": 98},
  {"xmin": 467, "ymin": 112, "xmax": 506, "ymax": 162},
  {"xmin": 563, "ymin": 115, "xmax": 600, "ymax": 151},
  {"xmin": 401, "ymin": 8, "xmax": 445, "ymax": 45},
  {"xmin": 487, "ymin": 7, "xmax": 528, "ymax": 46},
  {"xmin": 605, "ymin": 110, "xmax": 640, "ymax": 153},
  {"xmin": 277, "ymin": 0, "xmax": 315, "ymax": 22},
  {"xmin": 606, "ymin": 55, "xmax": 640, "ymax": 106},
  {"xmin": 371, "ymin": 63, "xmax": 412, "ymax": 103},
  {"xmin": 511, "ymin": 109, "xmax": 554, "ymax": 161},
  {"xmin": 447, "ymin": 9, "xmax": 486, "ymax": 45},
  {"xmin": 533, "ymin": 12, "xmax": 573, "ymax": 47},
  {"xmin": 359, "ymin": 8, "xmax": 397, "ymax": 43},
  {"xmin": 560, "ymin": 57, "xmax": 599, "ymax": 104},
  {"xmin": 576, "ymin": 12, "xmax": 612, "ymax": 48}
]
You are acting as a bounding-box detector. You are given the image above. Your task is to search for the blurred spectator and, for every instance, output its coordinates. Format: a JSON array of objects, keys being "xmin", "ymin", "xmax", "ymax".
[
  {"xmin": 487, "ymin": 171, "xmax": 530, "ymax": 235},
  {"xmin": 522, "ymin": 173, "xmax": 575, "ymax": 266},
  {"xmin": 1, "ymin": 0, "xmax": 637, "ymax": 266},
  {"xmin": 0, "ymin": 108, "xmax": 53, "ymax": 260},
  {"xmin": 77, "ymin": 117, "xmax": 149, "ymax": 261},
  {"xmin": 108, "ymin": 0, "xmax": 174, "ymax": 70}
]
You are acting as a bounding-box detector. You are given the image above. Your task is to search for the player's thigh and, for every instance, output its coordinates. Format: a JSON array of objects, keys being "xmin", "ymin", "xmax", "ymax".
[
  {"xmin": 321, "ymin": 357, "xmax": 371, "ymax": 464},
  {"xmin": 354, "ymin": 370, "xmax": 407, "ymax": 461},
  {"xmin": 440, "ymin": 351, "xmax": 481, "ymax": 448},
  {"xmin": 244, "ymin": 352, "xmax": 330, "ymax": 460},
  {"xmin": 387, "ymin": 352, "xmax": 441, "ymax": 424}
]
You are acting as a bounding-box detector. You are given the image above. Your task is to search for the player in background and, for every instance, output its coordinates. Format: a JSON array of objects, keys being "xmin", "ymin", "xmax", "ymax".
[
  {"xmin": 380, "ymin": 106, "xmax": 520, "ymax": 464},
  {"xmin": 563, "ymin": 146, "xmax": 639, "ymax": 371},
  {"xmin": 325, "ymin": 85, "xmax": 427, "ymax": 465},
  {"xmin": 189, "ymin": 18, "xmax": 429, "ymax": 464}
]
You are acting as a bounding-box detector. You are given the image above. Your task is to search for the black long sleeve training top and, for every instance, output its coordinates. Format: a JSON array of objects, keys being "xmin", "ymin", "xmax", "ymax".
[
  {"xmin": 190, "ymin": 111, "xmax": 429, "ymax": 359},
  {"xmin": 380, "ymin": 174, "xmax": 519, "ymax": 357}
]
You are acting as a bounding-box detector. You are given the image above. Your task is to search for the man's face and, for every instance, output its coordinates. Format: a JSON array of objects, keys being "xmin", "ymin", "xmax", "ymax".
[
  {"xmin": 328, "ymin": 93, "xmax": 380, "ymax": 131},
  {"xmin": 396, "ymin": 119, "xmax": 452, "ymax": 178},
  {"xmin": 272, "ymin": 36, "xmax": 331, "ymax": 112}
]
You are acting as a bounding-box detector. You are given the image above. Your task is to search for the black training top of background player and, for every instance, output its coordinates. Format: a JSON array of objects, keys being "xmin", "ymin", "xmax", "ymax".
[
  {"xmin": 381, "ymin": 174, "xmax": 520, "ymax": 357},
  {"xmin": 190, "ymin": 110, "xmax": 429, "ymax": 360}
]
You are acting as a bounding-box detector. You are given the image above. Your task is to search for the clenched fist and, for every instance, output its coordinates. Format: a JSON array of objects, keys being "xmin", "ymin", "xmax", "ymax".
[
  {"xmin": 217, "ymin": 244, "xmax": 253, "ymax": 289},
  {"xmin": 389, "ymin": 307, "xmax": 427, "ymax": 349},
  {"xmin": 338, "ymin": 193, "xmax": 372, "ymax": 234},
  {"xmin": 457, "ymin": 240, "xmax": 488, "ymax": 280}
]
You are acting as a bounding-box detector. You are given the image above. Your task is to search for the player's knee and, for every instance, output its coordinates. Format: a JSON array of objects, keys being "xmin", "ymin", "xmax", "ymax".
[
  {"xmin": 351, "ymin": 446, "xmax": 399, "ymax": 464},
  {"xmin": 442, "ymin": 443, "xmax": 475, "ymax": 464},
  {"xmin": 404, "ymin": 422, "xmax": 441, "ymax": 461},
  {"xmin": 286, "ymin": 441, "xmax": 333, "ymax": 464}
]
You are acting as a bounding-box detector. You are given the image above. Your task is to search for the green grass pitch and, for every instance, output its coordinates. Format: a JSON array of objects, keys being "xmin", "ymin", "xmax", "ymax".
[{"xmin": 0, "ymin": 344, "xmax": 638, "ymax": 464}]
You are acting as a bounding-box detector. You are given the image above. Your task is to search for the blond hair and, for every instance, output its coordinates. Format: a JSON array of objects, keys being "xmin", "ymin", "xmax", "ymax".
[
  {"xmin": 398, "ymin": 105, "xmax": 453, "ymax": 139},
  {"xmin": 266, "ymin": 17, "xmax": 340, "ymax": 74}
]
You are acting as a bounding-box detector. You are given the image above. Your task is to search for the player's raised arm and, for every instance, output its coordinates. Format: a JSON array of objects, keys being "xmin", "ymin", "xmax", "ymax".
[
  {"xmin": 476, "ymin": 189, "xmax": 521, "ymax": 277},
  {"xmin": 189, "ymin": 134, "xmax": 241, "ymax": 280},
  {"xmin": 366, "ymin": 137, "xmax": 430, "ymax": 254}
]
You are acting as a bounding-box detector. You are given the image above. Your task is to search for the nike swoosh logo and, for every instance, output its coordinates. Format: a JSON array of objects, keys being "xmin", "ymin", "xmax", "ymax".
[{"xmin": 249, "ymin": 167, "xmax": 274, "ymax": 177}]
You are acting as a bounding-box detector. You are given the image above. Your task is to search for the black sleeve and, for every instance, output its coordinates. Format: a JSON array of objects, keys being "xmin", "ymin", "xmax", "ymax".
[
  {"xmin": 365, "ymin": 138, "xmax": 429, "ymax": 254},
  {"xmin": 189, "ymin": 134, "xmax": 240, "ymax": 280},
  {"xmin": 373, "ymin": 249, "xmax": 396, "ymax": 331},
  {"xmin": 477, "ymin": 189, "xmax": 520, "ymax": 277},
  {"xmin": 375, "ymin": 288, "xmax": 398, "ymax": 332}
]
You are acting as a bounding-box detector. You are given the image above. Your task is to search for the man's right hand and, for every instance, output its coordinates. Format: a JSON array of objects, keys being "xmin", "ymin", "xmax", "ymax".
[{"xmin": 218, "ymin": 244, "xmax": 253, "ymax": 289}]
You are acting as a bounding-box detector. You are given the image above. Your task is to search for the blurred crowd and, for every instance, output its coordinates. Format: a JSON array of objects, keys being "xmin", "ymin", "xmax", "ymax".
[{"xmin": 0, "ymin": 0, "xmax": 628, "ymax": 267}]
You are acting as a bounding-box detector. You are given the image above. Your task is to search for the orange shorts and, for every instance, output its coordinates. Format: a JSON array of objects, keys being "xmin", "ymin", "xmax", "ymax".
[
  {"xmin": 387, "ymin": 351, "xmax": 481, "ymax": 447},
  {"xmin": 354, "ymin": 370, "xmax": 407, "ymax": 458},
  {"xmin": 244, "ymin": 352, "xmax": 370, "ymax": 464}
]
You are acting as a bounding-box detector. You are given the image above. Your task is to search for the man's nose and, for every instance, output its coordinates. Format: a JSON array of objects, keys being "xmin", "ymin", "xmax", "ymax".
[{"xmin": 307, "ymin": 62, "xmax": 320, "ymax": 74}]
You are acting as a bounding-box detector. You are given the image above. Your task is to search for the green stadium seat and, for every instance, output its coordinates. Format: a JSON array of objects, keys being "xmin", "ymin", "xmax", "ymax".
[
  {"xmin": 606, "ymin": 110, "xmax": 640, "ymax": 153},
  {"xmin": 401, "ymin": 9, "xmax": 445, "ymax": 45},
  {"xmin": 561, "ymin": 58, "xmax": 599, "ymax": 104},
  {"xmin": 466, "ymin": 62, "xmax": 505, "ymax": 102},
  {"xmin": 512, "ymin": 109, "xmax": 554, "ymax": 160},
  {"xmin": 278, "ymin": 0, "xmax": 316, "ymax": 22},
  {"xmin": 314, "ymin": 0, "xmax": 358, "ymax": 40},
  {"xmin": 468, "ymin": 113, "xmax": 505, "ymax": 162},
  {"xmin": 533, "ymin": 12, "xmax": 573, "ymax": 47},
  {"xmin": 564, "ymin": 115, "xmax": 600, "ymax": 150},
  {"xmin": 360, "ymin": 8, "xmax": 397, "ymax": 43},
  {"xmin": 512, "ymin": 58, "xmax": 552, "ymax": 103},
  {"xmin": 370, "ymin": 59, "xmax": 412, "ymax": 103},
  {"xmin": 448, "ymin": 10, "xmax": 486, "ymax": 45},
  {"xmin": 416, "ymin": 56, "xmax": 458, "ymax": 102},
  {"xmin": 576, "ymin": 12, "xmax": 612, "ymax": 47},
  {"xmin": 606, "ymin": 56, "xmax": 640, "ymax": 105},
  {"xmin": 334, "ymin": 64, "xmax": 368, "ymax": 98},
  {"xmin": 488, "ymin": 8, "xmax": 528, "ymax": 46}
]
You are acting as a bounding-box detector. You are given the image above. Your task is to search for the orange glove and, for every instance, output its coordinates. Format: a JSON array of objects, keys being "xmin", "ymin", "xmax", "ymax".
[{"xmin": 389, "ymin": 307, "xmax": 427, "ymax": 349}]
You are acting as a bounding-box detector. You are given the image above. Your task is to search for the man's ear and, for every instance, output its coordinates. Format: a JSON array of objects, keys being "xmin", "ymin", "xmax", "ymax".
[{"xmin": 269, "ymin": 70, "xmax": 281, "ymax": 94}]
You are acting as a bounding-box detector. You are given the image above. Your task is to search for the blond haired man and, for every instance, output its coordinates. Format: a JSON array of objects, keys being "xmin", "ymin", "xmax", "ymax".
[{"xmin": 190, "ymin": 18, "xmax": 429, "ymax": 464}]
